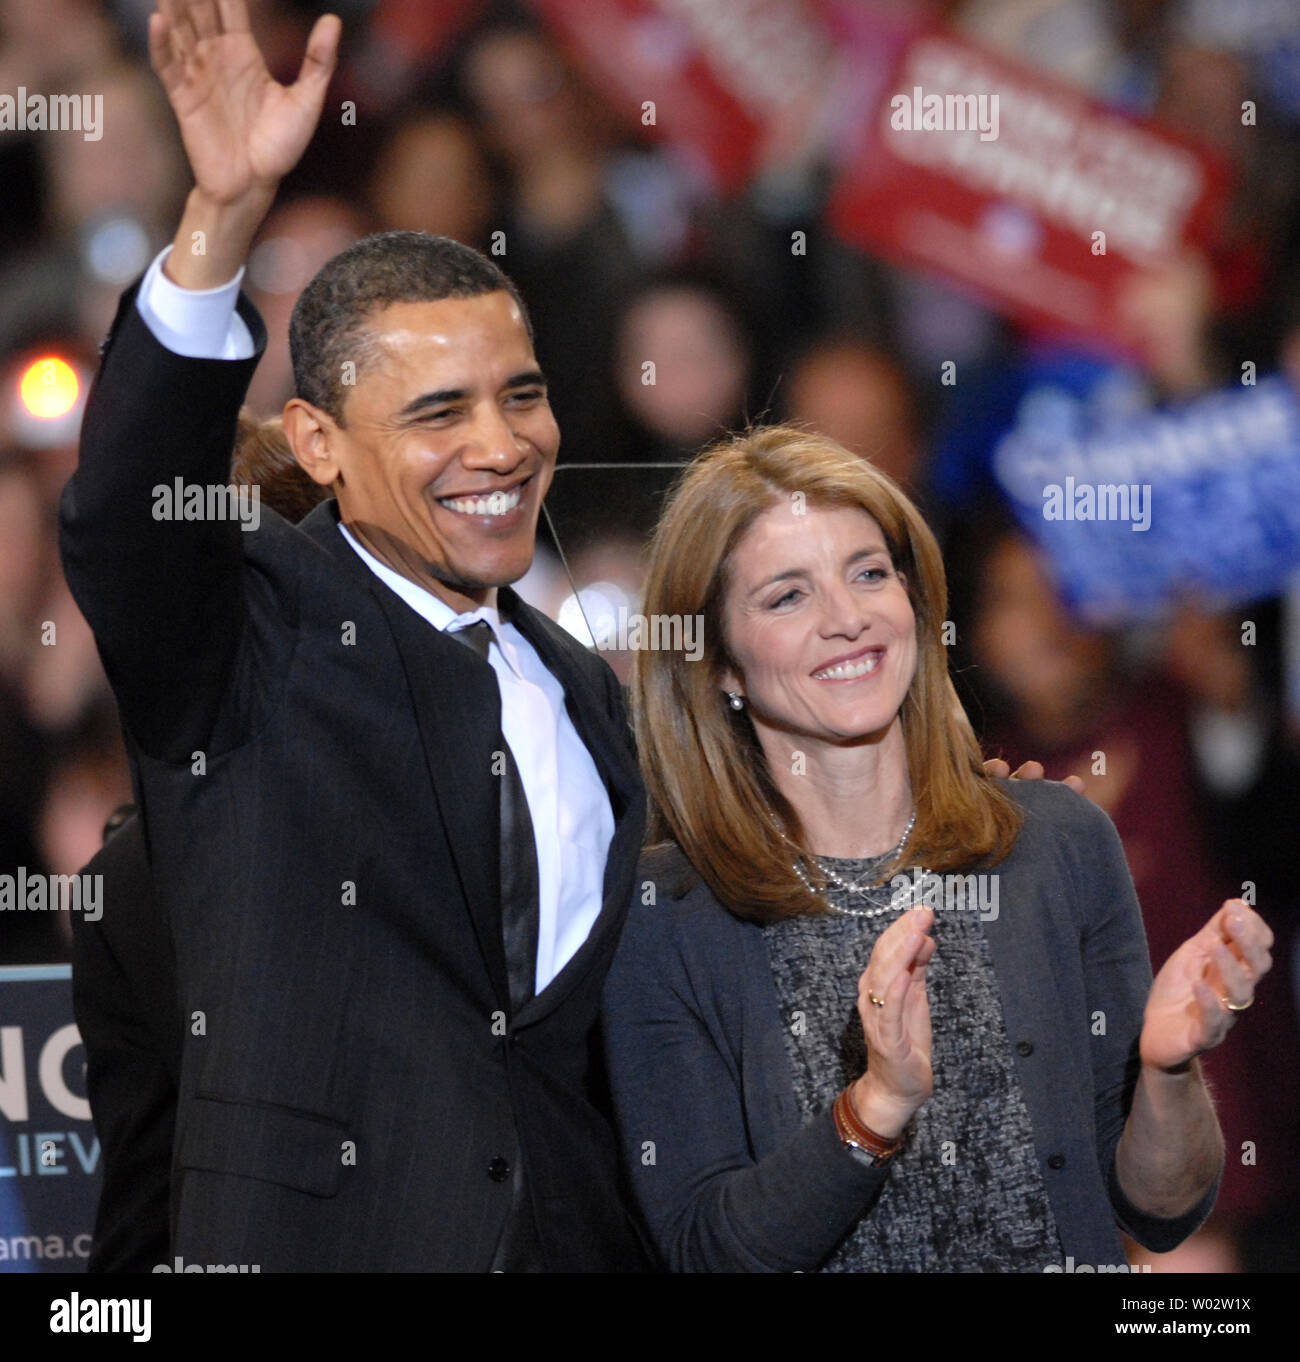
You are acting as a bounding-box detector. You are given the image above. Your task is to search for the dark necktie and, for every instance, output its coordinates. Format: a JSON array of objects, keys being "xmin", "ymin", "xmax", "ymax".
[{"xmin": 449, "ymin": 620, "xmax": 539, "ymax": 1016}]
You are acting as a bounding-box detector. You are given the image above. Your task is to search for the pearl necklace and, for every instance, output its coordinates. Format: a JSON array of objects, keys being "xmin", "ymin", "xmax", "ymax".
[{"xmin": 791, "ymin": 810, "xmax": 918, "ymax": 918}]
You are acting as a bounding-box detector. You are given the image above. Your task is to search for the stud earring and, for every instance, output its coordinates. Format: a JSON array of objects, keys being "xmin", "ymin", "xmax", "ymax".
[{"xmin": 727, "ymin": 691, "xmax": 745, "ymax": 711}]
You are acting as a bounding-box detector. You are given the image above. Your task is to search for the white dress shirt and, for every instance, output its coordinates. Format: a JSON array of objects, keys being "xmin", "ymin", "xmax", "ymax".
[{"xmin": 133, "ymin": 246, "xmax": 615, "ymax": 992}]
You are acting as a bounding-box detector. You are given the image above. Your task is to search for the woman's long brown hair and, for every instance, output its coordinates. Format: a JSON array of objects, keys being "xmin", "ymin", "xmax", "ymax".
[{"xmin": 633, "ymin": 423, "xmax": 1022, "ymax": 923}]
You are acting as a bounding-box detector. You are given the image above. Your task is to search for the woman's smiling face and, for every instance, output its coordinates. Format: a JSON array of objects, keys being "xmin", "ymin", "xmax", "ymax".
[{"xmin": 720, "ymin": 500, "xmax": 917, "ymax": 752}]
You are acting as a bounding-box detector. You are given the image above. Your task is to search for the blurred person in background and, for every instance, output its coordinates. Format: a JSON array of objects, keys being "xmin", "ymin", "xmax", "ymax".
[
  {"xmin": 782, "ymin": 336, "xmax": 926, "ymax": 496},
  {"xmin": 539, "ymin": 270, "xmax": 759, "ymax": 564},
  {"xmin": 951, "ymin": 517, "xmax": 1224, "ymax": 957},
  {"xmin": 242, "ymin": 194, "xmax": 372, "ymax": 415},
  {"xmin": 612, "ymin": 272, "xmax": 755, "ymax": 465},
  {"xmin": 366, "ymin": 105, "xmax": 496, "ymax": 248},
  {"xmin": 461, "ymin": 21, "xmax": 613, "ymax": 246},
  {"xmin": 1151, "ymin": 39, "xmax": 1293, "ymax": 353},
  {"xmin": 228, "ymin": 405, "xmax": 330, "ymax": 523},
  {"xmin": 2, "ymin": 702, "xmax": 129, "ymax": 966},
  {"xmin": 0, "ymin": 451, "xmax": 121, "ymax": 965},
  {"xmin": 0, "ymin": 62, "xmax": 188, "ymax": 361},
  {"xmin": 0, "ymin": 0, "xmax": 119, "ymax": 90},
  {"xmin": 21, "ymin": 572, "xmax": 111, "ymax": 734},
  {"xmin": 459, "ymin": 20, "xmax": 643, "ymax": 461},
  {"xmin": 35, "ymin": 709, "xmax": 132, "ymax": 929},
  {"xmin": 0, "ymin": 459, "xmax": 50, "ymax": 686},
  {"xmin": 1160, "ymin": 604, "xmax": 1300, "ymax": 913},
  {"xmin": 0, "ymin": 0, "xmax": 142, "ymax": 811},
  {"xmin": 948, "ymin": 512, "xmax": 1300, "ymax": 1266}
]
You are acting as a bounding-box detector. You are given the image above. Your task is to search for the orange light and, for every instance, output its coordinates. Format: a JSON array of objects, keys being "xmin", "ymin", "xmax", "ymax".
[{"xmin": 19, "ymin": 355, "xmax": 80, "ymax": 420}]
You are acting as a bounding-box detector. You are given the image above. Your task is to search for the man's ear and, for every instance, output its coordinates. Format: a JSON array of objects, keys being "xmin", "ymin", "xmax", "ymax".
[{"xmin": 282, "ymin": 398, "xmax": 343, "ymax": 488}]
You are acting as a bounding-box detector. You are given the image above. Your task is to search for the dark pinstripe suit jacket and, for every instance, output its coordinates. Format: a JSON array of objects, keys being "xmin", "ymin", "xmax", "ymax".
[{"xmin": 59, "ymin": 281, "xmax": 650, "ymax": 1271}]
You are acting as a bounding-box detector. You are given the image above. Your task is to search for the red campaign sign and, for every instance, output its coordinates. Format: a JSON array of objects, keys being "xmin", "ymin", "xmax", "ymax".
[
  {"xmin": 529, "ymin": 0, "xmax": 836, "ymax": 194},
  {"xmin": 827, "ymin": 27, "xmax": 1231, "ymax": 350},
  {"xmin": 367, "ymin": 0, "xmax": 480, "ymax": 62}
]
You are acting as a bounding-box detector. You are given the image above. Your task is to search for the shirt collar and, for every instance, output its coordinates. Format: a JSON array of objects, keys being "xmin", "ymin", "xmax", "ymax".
[{"xmin": 337, "ymin": 521, "xmax": 521, "ymax": 676}]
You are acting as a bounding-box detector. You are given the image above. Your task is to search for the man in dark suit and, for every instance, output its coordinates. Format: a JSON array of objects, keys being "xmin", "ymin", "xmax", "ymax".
[{"xmin": 60, "ymin": 0, "xmax": 647, "ymax": 1271}]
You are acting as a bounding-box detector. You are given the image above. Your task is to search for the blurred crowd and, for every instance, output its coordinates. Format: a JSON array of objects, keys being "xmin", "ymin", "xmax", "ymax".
[{"xmin": 2, "ymin": 0, "xmax": 1300, "ymax": 1269}]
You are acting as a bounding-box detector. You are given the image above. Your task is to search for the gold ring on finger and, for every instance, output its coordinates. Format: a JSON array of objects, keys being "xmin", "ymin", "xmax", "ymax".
[{"xmin": 868, "ymin": 991, "xmax": 886, "ymax": 1008}]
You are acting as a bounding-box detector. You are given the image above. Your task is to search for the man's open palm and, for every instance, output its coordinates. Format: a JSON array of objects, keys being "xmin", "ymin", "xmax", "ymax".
[{"xmin": 149, "ymin": 0, "xmax": 340, "ymax": 204}]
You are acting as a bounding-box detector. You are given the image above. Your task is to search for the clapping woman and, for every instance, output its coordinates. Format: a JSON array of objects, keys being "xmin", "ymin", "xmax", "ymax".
[{"xmin": 603, "ymin": 425, "xmax": 1270, "ymax": 1272}]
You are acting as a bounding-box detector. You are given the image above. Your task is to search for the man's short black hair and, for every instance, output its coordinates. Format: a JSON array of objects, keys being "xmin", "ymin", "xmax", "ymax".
[{"xmin": 288, "ymin": 231, "xmax": 533, "ymax": 426}]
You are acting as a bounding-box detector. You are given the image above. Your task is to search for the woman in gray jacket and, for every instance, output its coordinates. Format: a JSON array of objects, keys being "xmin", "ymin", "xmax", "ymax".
[{"xmin": 604, "ymin": 425, "xmax": 1271, "ymax": 1272}]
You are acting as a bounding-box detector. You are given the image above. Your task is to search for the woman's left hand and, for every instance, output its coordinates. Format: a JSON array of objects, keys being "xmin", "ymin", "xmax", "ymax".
[{"xmin": 1140, "ymin": 899, "xmax": 1274, "ymax": 1072}]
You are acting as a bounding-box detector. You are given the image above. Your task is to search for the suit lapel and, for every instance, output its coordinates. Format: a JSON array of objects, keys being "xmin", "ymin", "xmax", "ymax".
[{"xmin": 298, "ymin": 503, "xmax": 512, "ymax": 1010}]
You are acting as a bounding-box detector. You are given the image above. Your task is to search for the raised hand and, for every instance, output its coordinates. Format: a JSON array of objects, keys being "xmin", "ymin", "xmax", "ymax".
[
  {"xmin": 149, "ymin": 0, "xmax": 340, "ymax": 205},
  {"xmin": 850, "ymin": 905, "xmax": 935, "ymax": 1140},
  {"xmin": 1140, "ymin": 899, "xmax": 1273, "ymax": 1073}
]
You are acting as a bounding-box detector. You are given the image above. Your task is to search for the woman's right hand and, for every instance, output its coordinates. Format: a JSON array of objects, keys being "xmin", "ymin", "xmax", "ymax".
[{"xmin": 851, "ymin": 906, "xmax": 935, "ymax": 1140}]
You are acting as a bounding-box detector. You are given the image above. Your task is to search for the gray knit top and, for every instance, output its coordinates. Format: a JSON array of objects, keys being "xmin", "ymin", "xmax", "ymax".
[{"xmin": 762, "ymin": 850, "xmax": 1062, "ymax": 1271}]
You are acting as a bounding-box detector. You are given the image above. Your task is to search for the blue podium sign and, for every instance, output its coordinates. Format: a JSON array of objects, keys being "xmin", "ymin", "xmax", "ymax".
[{"xmin": 0, "ymin": 965, "xmax": 100, "ymax": 1272}]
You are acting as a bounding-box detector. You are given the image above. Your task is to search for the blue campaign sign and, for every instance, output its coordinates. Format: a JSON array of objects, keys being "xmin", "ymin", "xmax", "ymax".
[
  {"xmin": 992, "ymin": 375, "xmax": 1300, "ymax": 623},
  {"xmin": 0, "ymin": 966, "xmax": 101, "ymax": 1272}
]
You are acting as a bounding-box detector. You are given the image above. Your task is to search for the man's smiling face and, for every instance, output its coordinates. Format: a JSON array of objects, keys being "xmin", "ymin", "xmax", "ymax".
[{"xmin": 296, "ymin": 289, "xmax": 558, "ymax": 612}]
